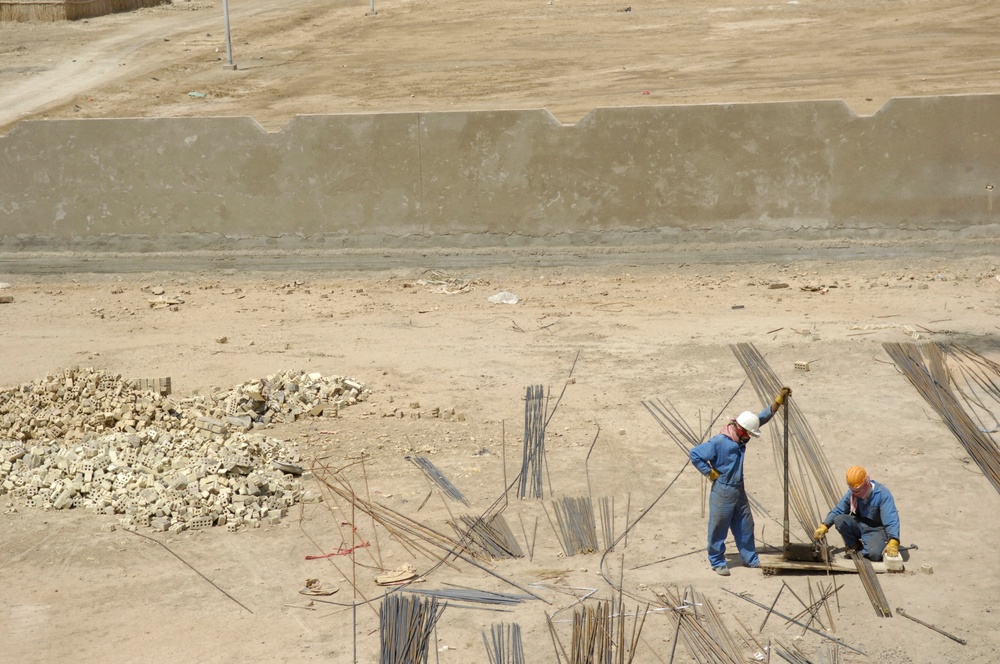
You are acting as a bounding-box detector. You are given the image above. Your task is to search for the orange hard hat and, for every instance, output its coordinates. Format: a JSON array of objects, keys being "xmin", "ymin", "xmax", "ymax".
[{"xmin": 846, "ymin": 465, "xmax": 868, "ymax": 487}]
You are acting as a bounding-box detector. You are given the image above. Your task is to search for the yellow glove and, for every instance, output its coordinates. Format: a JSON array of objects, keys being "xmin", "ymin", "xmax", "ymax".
[
  {"xmin": 884, "ymin": 538, "xmax": 899, "ymax": 558},
  {"xmin": 708, "ymin": 469, "xmax": 720, "ymax": 482},
  {"xmin": 813, "ymin": 524, "xmax": 829, "ymax": 541},
  {"xmin": 774, "ymin": 387, "xmax": 792, "ymax": 405}
]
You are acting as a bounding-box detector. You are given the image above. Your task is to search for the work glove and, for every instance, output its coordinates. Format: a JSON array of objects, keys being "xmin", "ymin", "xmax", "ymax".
[
  {"xmin": 774, "ymin": 386, "xmax": 792, "ymax": 405},
  {"xmin": 813, "ymin": 524, "xmax": 829, "ymax": 541},
  {"xmin": 883, "ymin": 538, "xmax": 899, "ymax": 558},
  {"xmin": 708, "ymin": 469, "xmax": 720, "ymax": 482}
]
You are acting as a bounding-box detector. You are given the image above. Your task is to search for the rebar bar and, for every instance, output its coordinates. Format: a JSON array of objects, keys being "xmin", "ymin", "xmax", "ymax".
[
  {"xmin": 849, "ymin": 552, "xmax": 892, "ymax": 618},
  {"xmin": 551, "ymin": 495, "xmax": 599, "ymax": 556},
  {"xmin": 884, "ymin": 342, "xmax": 1000, "ymax": 494},
  {"xmin": 483, "ymin": 623, "xmax": 526, "ymax": 664},
  {"xmin": 450, "ymin": 513, "xmax": 524, "ymax": 560},
  {"xmin": 731, "ymin": 343, "xmax": 840, "ymax": 540},
  {"xmin": 408, "ymin": 455, "xmax": 470, "ymax": 505},
  {"xmin": 379, "ymin": 593, "xmax": 444, "ymax": 664},
  {"xmin": 519, "ymin": 384, "xmax": 548, "ymax": 499}
]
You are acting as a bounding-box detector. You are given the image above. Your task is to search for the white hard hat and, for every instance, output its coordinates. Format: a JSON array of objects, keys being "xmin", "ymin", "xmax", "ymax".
[{"xmin": 735, "ymin": 411, "xmax": 761, "ymax": 437}]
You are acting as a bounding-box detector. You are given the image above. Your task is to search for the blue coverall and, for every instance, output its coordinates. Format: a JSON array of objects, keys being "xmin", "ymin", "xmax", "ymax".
[
  {"xmin": 689, "ymin": 406, "xmax": 775, "ymax": 570},
  {"xmin": 822, "ymin": 481, "xmax": 900, "ymax": 560}
]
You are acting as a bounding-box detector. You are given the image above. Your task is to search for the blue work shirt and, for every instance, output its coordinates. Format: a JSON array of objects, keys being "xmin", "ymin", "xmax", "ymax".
[
  {"xmin": 823, "ymin": 481, "xmax": 900, "ymax": 540},
  {"xmin": 689, "ymin": 406, "xmax": 776, "ymax": 486}
]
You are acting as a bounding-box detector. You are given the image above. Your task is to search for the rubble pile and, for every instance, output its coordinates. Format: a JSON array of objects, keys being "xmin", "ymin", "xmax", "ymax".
[{"xmin": 0, "ymin": 367, "xmax": 368, "ymax": 532}]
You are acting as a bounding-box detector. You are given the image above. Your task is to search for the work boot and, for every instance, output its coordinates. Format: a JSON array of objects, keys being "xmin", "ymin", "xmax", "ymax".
[{"xmin": 713, "ymin": 566, "xmax": 731, "ymax": 576}]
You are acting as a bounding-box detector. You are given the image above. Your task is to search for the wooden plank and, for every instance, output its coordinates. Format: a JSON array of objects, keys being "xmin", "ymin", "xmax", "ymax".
[{"xmin": 758, "ymin": 553, "xmax": 894, "ymax": 575}]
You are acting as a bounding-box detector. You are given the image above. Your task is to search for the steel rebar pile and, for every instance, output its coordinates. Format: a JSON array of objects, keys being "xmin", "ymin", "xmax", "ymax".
[
  {"xmin": 483, "ymin": 623, "xmax": 526, "ymax": 664},
  {"xmin": 449, "ymin": 513, "xmax": 524, "ymax": 560},
  {"xmin": 379, "ymin": 593, "xmax": 445, "ymax": 664},
  {"xmin": 772, "ymin": 640, "xmax": 815, "ymax": 664},
  {"xmin": 654, "ymin": 586, "xmax": 745, "ymax": 664},
  {"xmin": 885, "ymin": 342, "xmax": 1000, "ymax": 494},
  {"xmin": 519, "ymin": 384, "xmax": 548, "ymax": 499},
  {"xmin": 547, "ymin": 598, "xmax": 645, "ymax": 664},
  {"xmin": 313, "ymin": 464, "xmax": 546, "ymax": 602},
  {"xmin": 404, "ymin": 587, "xmax": 533, "ymax": 605},
  {"xmin": 408, "ymin": 455, "xmax": 470, "ymax": 505},
  {"xmin": 550, "ymin": 496, "xmax": 599, "ymax": 556},
  {"xmin": 732, "ymin": 342, "xmax": 841, "ymax": 538},
  {"xmin": 849, "ymin": 552, "xmax": 892, "ymax": 618}
]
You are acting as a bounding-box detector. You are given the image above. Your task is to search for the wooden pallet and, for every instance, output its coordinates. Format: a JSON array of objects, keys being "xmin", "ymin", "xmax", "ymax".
[{"xmin": 758, "ymin": 553, "xmax": 894, "ymax": 575}]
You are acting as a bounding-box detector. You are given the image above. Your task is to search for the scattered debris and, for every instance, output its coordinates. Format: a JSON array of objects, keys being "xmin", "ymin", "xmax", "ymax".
[
  {"xmin": 375, "ymin": 564, "xmax": 422, "ymax": 586},
  {"xmin": 488, "ymin": 291, "xmax": 519, "ymax": 305},
  {"xmin": 0, "ymin": 367, "xmax": 368, "ymax": 532},
  {"xmin": 299, "ymin": 578, "xmax": 338, "ymax": 596}
]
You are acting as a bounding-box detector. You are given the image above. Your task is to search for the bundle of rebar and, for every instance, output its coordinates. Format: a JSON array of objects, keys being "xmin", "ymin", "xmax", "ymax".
[
  {"xmin": 547, "ymin": 598, "xmax": 646, "ymax": 664},
  {"xmin": 312, "ymin": 463, "xmax": 546, "ymax": 602},
  {"xmin": 773, "ymin": 640, "xmax": 820, "ymax": 664},
  {"xmin": 732, "ymin": 343, "xmax": 841, "ymax": 538},
  {"xmin": 884, "ymin": 342, "xmax": 1000, "ymax": 494},
  {"xmin": 449, "ymin": 513, "xmax": 524, "ymax": 560},
  {"xmin": 550, "ymin": 495, "xmax": 599, "ymax": 556},
  {"xmin": 379, "ymin": 593, "xmax": 445, "ymax": 664},
  {"xmin": 849, "ymin": 552, "xmax": 892, "ymax": 618},
  {"xmin": 404, "ymin": 587, "xmax": 533, "ymax": 605},
  {"xmin": 483, "ymin": 623, "xmax": 526, "ymax": 664},
  {"xmin": 519, "ymin": 384, "xmax": 548, "ymax": 499},
  {"xmin": 654, "ymin": 586, "xmax": 746, "ymax": 664},
  {"xmin": 408, "ymin": 455, "xmax": 469, "ymax": 505}
]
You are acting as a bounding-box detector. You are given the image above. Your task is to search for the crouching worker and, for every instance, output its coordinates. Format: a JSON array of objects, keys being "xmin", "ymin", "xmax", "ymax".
[
  {"xmin": 813, "ymin": 465, "xmax": 900, "ymax": 561},
  {"xmin": 690, "ymin": 387, "xmax": 791, "ymax": 576}
]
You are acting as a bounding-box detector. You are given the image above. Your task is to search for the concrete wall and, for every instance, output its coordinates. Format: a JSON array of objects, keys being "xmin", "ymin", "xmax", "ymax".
[{"xmin": 2, "ymin": 94, "xmax": 998, "ymax": 252}]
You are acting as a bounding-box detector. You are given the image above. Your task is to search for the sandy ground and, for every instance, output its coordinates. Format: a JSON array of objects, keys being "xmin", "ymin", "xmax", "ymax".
[
  {"xmin": 4, "ymin": 0, "xmax": 1000, "ymax": 661},
  {"xmin": 3, "ymin": 0, "xmax": 1000, "ymax": 132},
  {"xmin": 3, "ymin": 255, "xmax": 1000, "ymax": 663}
]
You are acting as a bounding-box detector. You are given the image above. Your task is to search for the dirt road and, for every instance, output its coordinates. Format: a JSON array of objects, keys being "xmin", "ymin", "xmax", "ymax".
[{"xmin": 3, "ymin": 0, "xmax": 1000, "ymax": 134}]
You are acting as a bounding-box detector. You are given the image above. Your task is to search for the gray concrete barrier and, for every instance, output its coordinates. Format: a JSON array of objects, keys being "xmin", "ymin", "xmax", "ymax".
[{"xmin": 1, "ymin": 94, "xmax": 998, "ymax": 252}]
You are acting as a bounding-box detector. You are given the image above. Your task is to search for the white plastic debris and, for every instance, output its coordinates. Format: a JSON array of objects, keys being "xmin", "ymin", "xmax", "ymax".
[{"xmin": 487, "ymin": 291, "xmax": 519, "ymax": 304}]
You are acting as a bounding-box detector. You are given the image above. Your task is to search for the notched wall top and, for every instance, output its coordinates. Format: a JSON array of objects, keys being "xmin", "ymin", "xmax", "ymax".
[{"xmin": 1, "ymin": 95, "xmax": 998, "ymax": 252}]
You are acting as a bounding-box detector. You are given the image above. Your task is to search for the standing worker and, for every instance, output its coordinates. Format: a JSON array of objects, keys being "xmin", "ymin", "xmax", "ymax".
[
  {"xmin": 690, "ymin": 387, "xmax": 792, "ymax": 576},
  {"xmin": 813, "ymin": 466, "xmax": 900, "ymax": 560}
]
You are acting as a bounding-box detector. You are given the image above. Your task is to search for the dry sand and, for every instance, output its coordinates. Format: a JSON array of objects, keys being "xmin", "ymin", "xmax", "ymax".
[
  {"xmin": 2, "ymin": 255, "xmax": 1000, "ymax": 663},
  {"xmin": 3, "ymin": 0, "xmax": 1000, "ymax": 661}
]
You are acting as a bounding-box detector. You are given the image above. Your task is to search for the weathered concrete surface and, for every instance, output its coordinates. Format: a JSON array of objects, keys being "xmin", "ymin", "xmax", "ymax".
[{"xmin": 1, "ymin": 95, "xmax": 998, "ymax": 253}]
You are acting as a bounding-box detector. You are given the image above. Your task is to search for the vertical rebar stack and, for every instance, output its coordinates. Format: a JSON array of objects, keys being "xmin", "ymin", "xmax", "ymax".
[
  {"xmin": 483, "ymin": 623, "xmax": 526, "ymax": 664},
  {"xmin": 731, "ymin": 343, "xmax": 841, "ymax": 537},
  {"xmin": 550, "ymin": 496, "xmax": 599, "ymax": 556},
  {"xmin": 379, "ymin": 593, "xmax": 445, "ymax": 664},
  {"xmin": 549, "ymin": 598, "xmax": 645, "ymax": 664},
  {"xmin": 519, "ymin": 384, "xmax": 547, "ymax": 499}
]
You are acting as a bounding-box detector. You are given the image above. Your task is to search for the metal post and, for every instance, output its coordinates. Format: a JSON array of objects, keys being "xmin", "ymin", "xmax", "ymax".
[
  {"xmin": 782, "ymin": 399, "xmax": 790, "ymax": 555},
  {"xmin": 222, "ymin": 0, "xmax": 237, "ymax": 70}
]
